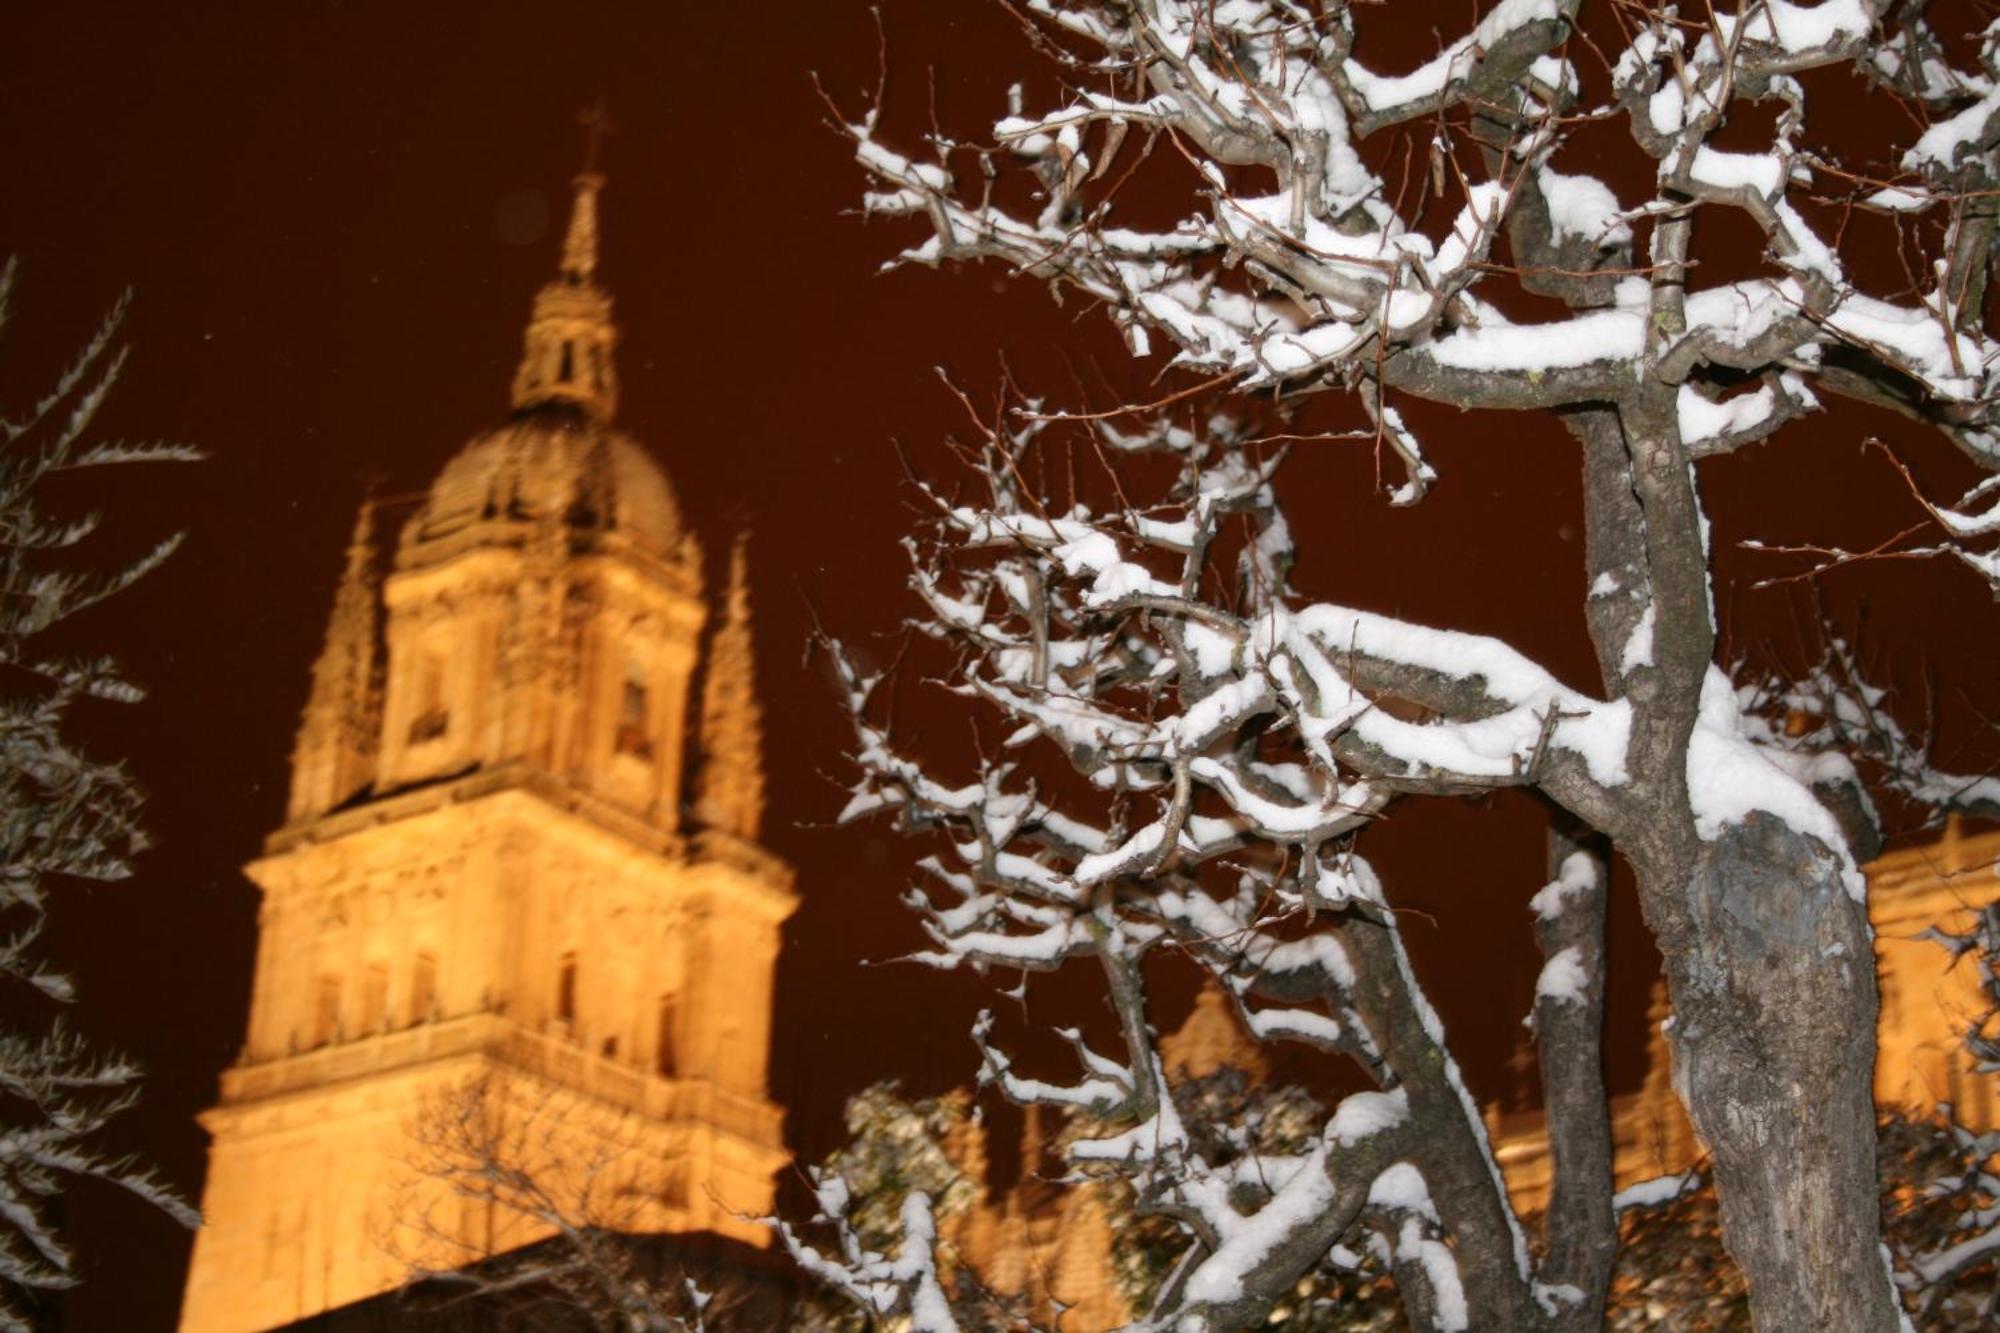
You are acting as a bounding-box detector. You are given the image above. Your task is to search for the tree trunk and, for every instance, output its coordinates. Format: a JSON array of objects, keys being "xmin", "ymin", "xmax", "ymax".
[{"xmin": 1648, "ymin": 815, "xmax": 1899, "ymax": 1333}]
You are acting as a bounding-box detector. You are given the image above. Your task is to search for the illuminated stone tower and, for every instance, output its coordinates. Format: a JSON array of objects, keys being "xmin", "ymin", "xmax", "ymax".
[{"xmin": 179, "ymin": 164, "xmax": 794, "ymax": 1332}]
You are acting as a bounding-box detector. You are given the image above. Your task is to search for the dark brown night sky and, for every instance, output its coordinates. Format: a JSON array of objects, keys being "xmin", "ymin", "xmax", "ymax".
[{"xmin": 1, "ymin": 5, "xmax": 1995, "ymax": 1329}]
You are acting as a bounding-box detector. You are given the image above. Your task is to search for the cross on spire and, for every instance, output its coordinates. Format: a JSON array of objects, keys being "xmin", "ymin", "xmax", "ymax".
[{"xmin": 577, "ymin": 96, "xmax": 616, "ymax": 174}]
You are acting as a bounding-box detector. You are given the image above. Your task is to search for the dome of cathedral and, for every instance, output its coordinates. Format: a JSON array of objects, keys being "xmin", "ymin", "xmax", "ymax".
[
  {"xmin": 393, "ymin": 165, "xmax": 687, "ymax": 572},
  {"xmin": 401, "ymin": 406, "xmax": 684, "ymax": 565}
]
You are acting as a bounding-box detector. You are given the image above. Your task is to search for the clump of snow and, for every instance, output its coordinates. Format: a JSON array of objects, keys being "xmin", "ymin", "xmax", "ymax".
[
  {"xmin": 1181, "ymin": 1144, "xmax": 1336, "ymax": 1307},
  {"xmin": 1619, "ymin": 605, "xmax": 1657, "ymax": 674},
  {"xmin": 1904, "ymin": 86, "xmax": 2000, "ymax": 171},
  {"xmin": 1536, "ymin": 167, "xmax": 1630, "ymax": 247},
  {"xmin": 1678, "ymin": 382, "xmax": 1778, "ymax": 445},
  {"xmin": 1367, "ymin": 1162, "xmax": 1439, "ymax": 1220},
  {"xmin": 1329, "ymin": 1087, "xmax": 1409, "ymax": 1146},
  {"xmin": 1863, "ymin": 185, "xmax": 1935, "ymax": 213},
  {"xmin": 1183, "ymin": 620, "xmax": 1240, "ymax": 675},
  {"xmin": 1714, "ymin": 0, "xmax": 1871, "ymax": 53},
  {"xmin": 1612, "ymin": 1170, "xmax": 1701, "ymax": 1213},
  {"xmin": 1398, "ymin": 1217, "xmax": 1470, "ymax": 1331},
  {"xmin": 1689, "ymin": 147, "xmax": 1785, "ymax": 196},
  {"xmin": 1535, "ymin": 947, "xmax": 1591, "ymax": 1005},
  {"xmin": 1341, "ymin": 0, "xmax": 1561, "ymax": 113},
  {"xmin": 1530, "ymin": 851, "xmax": 1601, "ymax": 920},
  {"xmin": 1684, "ymin": 667, "xmax": 1866, "ymax": 900},
  {"xmin": 1426, "ymin": 307, "xmax": 1643, "ymax": 373}
]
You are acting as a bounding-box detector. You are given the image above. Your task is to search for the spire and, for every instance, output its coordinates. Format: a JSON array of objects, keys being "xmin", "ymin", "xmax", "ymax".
[
  {"xmin": 696, "ymin": 535, "xmax": 767, "ymax": 841},
  {"xmin": 510, "ymin": 106, "xmax": 620, "ymax": 421},
  {"xmin": 288, "ymin": 494, "xmax": 383, "ymax": 821},
  {"xmin": 558, "ymin": 170, "xmax": 603, "ymax": 284}
]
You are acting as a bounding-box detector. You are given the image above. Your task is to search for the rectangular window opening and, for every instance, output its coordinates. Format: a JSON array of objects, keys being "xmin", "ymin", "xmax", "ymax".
[
  {"xmin": 361, "ymin": 963, "xmax": 389, "ymax": 1035},
  {"xmin": 313, "ymin": 975, "xmax": 342, "ymax": 1049},
  {"xmin": 615, "ymin": 674, "xmax": 653, "ymax": 759},
  {"xmin": 407, "ymin": 654, "xmax": 450, "ymax": 744},
  {"xmin": 655, "ymin": 994, "xmax": 678, "ymax": 1078},
  {"xmin": 556, "ymin": 951, "xmax": 578, "ymax": 1029},
  {"xmin": 410, "ymin": 952, "xmax": 438, "ymax": 1026}
]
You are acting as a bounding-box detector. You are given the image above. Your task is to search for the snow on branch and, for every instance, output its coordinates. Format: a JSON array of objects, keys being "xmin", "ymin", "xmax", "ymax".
[
  {"xmin": 774, "ymin": 1172, "xmax": 962, "ymax": 1332},
  {"xmin": 1735, "ymin": 634, "xmax": 2000, "ymax": 837},
  {"xmin": 835, "ymin": 0, "xmax": 2000, "ymax": 515},
  {"xmin": 813, "ymin": 398, "xmax": 1650, "ymax": 1328}
]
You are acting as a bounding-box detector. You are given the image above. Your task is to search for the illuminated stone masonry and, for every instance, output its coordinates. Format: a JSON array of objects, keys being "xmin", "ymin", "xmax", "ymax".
[{"xmin": 180, "ymin": 166, "xmax": 794, "ymax": 1332}]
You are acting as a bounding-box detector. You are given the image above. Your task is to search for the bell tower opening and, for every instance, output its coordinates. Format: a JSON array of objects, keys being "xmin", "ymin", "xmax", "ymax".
[
  {"xmin": 312, "ymin": 976, "xmax": 341, "ymax": 1050},
  {"xmin": 655, "ymin": 993, "xmax": 678, "ymax": 1078},
  {"xmin": 616, "ymin": 670, "xmax": 652, "ymax": 759},
  {"xmin": 361, "ymin": 963, "xmax": 389, "ymax": 1036},
  {"xmin": 555, "ymin": 950, "xmax": 578, "ymax": 1029},
  {"xmin": 406, "ymin": 651, "xmax": 449, "ymax": 745}
]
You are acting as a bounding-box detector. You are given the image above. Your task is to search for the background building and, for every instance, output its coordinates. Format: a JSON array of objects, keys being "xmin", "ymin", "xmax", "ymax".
[{"xmin": 180, "ymin": 166, "xmax": 794, "ymax": 1332}]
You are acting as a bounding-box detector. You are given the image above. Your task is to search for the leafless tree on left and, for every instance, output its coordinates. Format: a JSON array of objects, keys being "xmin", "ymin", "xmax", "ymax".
[{"xmin": 0, "ymin": 260, "xmax": 200, "ymax": 1326}]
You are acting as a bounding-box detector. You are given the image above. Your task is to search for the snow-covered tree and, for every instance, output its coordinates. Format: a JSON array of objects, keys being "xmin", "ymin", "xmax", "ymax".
[
  {"xmin": 789, "ymin": 3, "xmax": 2000, "ymax": 1329},
  {"xmin": 0, "ymin": 262, "xmax": 198, "ymax": 1324}
]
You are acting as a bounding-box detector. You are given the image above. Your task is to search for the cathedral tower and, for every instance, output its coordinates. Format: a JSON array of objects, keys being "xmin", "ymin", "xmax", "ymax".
[{"xmin": 180, "ymin": 163, "xmax": 795, "ymax": 1332}]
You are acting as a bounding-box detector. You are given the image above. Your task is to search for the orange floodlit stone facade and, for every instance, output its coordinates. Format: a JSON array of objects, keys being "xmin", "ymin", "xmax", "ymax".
[{"xmin": 178, "ymin": 168, "xmax": 793, "ymax": 1332}]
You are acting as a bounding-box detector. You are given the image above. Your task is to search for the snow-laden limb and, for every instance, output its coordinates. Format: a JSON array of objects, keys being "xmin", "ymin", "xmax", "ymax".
[
  {"xmin": 0, "ymin": 264, "xmax": 198, "ymax": 1321},
  {"xmin": 817, "ymin": 406, "xmax": 1639, "ymax": 1328},
  {"xmin": 773, "ymin": 1172, "xmax": 961, "ymax": 1332},
  {"xmin": 1686, "ymin": 666, "xmax": 1868, "ymax": 900},
  {"xmin": 1735, "ymin": 635, "xmax": 2000, "ymax": 836},
  {"xmin": 1611, "ymin": 1170, "xmax": 1703, "ymax": 1215},
  {"xmin": 840, "ymin": 0, "xmax": 2000, "ymax": 508}
]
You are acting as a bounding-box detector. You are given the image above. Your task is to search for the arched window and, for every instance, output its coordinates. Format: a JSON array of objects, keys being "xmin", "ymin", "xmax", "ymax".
[
  {"xmin": 313, "ymin": 975, "xmax": 342, "ymax": 1049},
  {"xmin": 409, "ymin": 952, "xmax": 438, "ymax": 1025},
  {"xmin": 556, "ymin": 952, "xmax": 578, "ymax": 1028},
  {"xmin": 655, "ymin": 993, "xmax": 678, "ymax": 1078},
  {"xmin": 615, "ymin": 671, "xmax": 653, "ymax": 759},
  {"xmin": 558, "ymin": 341, "xmax": 575, "ymax": 383},
  {"xmin": 408, "ymin": 652, "xmax": 449, "ymax": 744}
]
